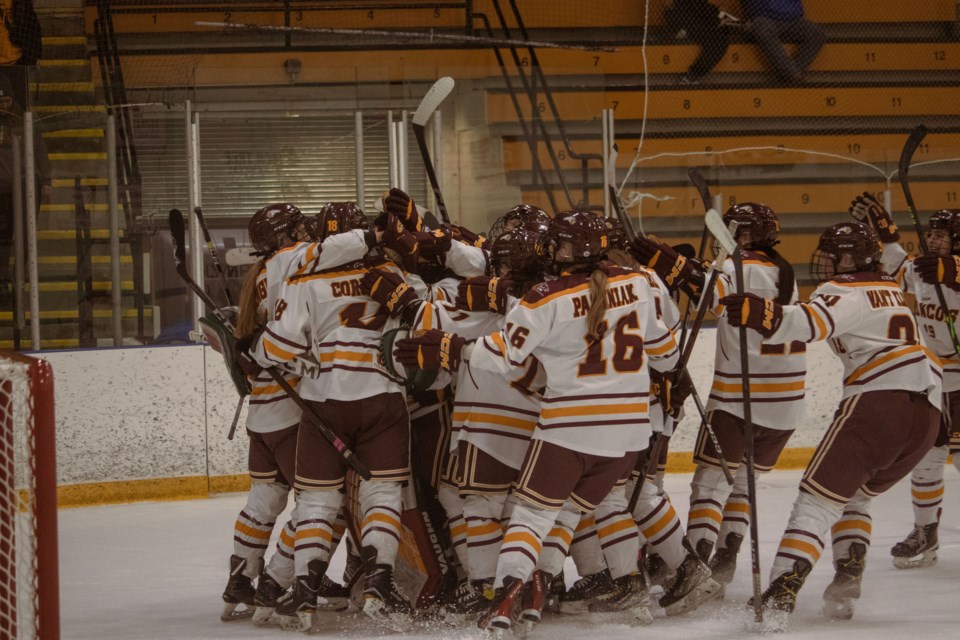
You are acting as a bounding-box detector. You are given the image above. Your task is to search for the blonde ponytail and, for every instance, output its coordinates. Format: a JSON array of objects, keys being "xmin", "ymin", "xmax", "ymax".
[
  {"xmin": 234, "ymin": 259, "xmax": 267, "ymax": 338},
  {"xmin": 586, "ymin": 267, "xmax": 609, "ymax": 340}
]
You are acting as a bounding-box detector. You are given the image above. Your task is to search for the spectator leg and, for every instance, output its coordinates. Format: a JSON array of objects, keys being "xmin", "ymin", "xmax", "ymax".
[
  {"xmin": 686, "ymin": 26, "xmax": 732, "ymax": 81},
  {"xmin": 747, "ymin": 17, "xmax": 802, "ymax": 83},
  {"xmin": 782, "ymin": 19, "xmax": 826, "ymax": 76}
]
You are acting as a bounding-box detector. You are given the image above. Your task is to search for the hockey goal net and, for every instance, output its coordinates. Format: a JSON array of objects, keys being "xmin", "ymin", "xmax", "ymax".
[{"xmin": 0, "ymin": 352, "xmax": 59, "ymax": 640}]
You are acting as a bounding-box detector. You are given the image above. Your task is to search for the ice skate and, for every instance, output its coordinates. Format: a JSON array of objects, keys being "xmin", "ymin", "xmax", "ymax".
[
  {"xmin": 362, "ymin": 563, "xmax": 412, "ymax": 630},
  {"xmin": 750, "ymin": 558, "xmax": 812, "ymax": 632},
  {"xmin": 891, "ymin": 522, "xmax": 938, "ymax": 569},
  {"xmin": 702, "ymin": 531, "xmax": 743, "ymax": 602},
  {"xmin": 316, "ymin": 574, "xmax": 350, "ymax": 611},
  {"xmin": 588, "ymin": 572, "xmax": 653, "ymax": 626},
  {"xmin": 558, "ymin": 568, "xmax": 614, "ymax": 614},
  {"xmin": 544, "ymin": 572, "xmax": 566, "ymax": 614},
  {"xmin": 514, "ymin": 571, "xmax": 548, "ymax": 638},
  {"xmin": 643, "ymin": 552, "xmax": 672, "ymax": 590},
  {"xmin": 220, "ymin": 555, "xmax": 256, "ymax": 621},
  {"xmin": 477, "ymin": 576, "xmax": 523, "ymax": 639},
  {"xmin": 823, "ymin": 542, "xmax": 866, "ymax": 621},
  {"xmin": 658, "ymin": 542, "xmax": 718, "ymax": 616},
  {"xmin": 251, "ymin": 571, "xmax": 287, "ymax": 627},
  {"xmin": 276, "ymin": 559, "xmax": 326, "ymax": 632}
]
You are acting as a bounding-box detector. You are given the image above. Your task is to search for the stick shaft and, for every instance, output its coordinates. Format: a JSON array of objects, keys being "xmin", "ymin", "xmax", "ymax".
[
  {"xmin": 413, "ymin": 124, "xmax": 451, "ymax": 225},
  {"xmin": 194, "ymin": 206, "xmax": 235, "ymax": 306}
]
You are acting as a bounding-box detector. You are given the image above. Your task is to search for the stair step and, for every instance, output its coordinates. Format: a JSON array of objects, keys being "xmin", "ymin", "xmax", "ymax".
[
  {"xmin": 38, "ymin": 255, "xmax": 132, "ymax": 266},
  {"xmin": 49, "ymin": 152, "xmax": 108, "ymax": 161},
  {"xmin": 40, "ymin": 59, "xmax": 87, "ymax": 68},
  {"xmin": 41, "ymin": 203, "xmax": 117, "ymax": 213},
  {"xmin": 44, "ymin": 129, "xmax": 104, "ymax": 139},
  {"xmin": 51, "ymin": 177, "xmax": 108, "ymax": 187},
  {"xmin": 32, "ymin": 280, "xmax": 134, "ymax": 292},
  {"xmin": 37, "ymin": 81, "xmax": 94, "ymax": 92},
  {"xmin": 0, "ymin": 338, "xmax": 80, "ymax": 349},
  {"xmin": 33, "ymin": 105, "xmax": 106, "ymax": 114},
  {"xmin": 0, "ymin": 307, "xmax": 152, "ymax": 322},
  {"xmin": 38, "ymin": 230, "xmax": 124, "ymax": 240},
  {"xmin": 43, "ymin": 36, "xmax": 86, "ymax": 45}
]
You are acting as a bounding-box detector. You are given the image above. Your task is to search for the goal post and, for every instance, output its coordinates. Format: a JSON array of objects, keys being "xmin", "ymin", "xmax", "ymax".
[{"xmin": 0, "ymin": 352, "xmax": 59, "ymax": 640}]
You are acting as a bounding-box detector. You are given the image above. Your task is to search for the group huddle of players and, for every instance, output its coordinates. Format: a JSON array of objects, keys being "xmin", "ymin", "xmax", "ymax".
[{"xmin": 214, "ymin": 187, "xmax": 959, "ymax": 635}]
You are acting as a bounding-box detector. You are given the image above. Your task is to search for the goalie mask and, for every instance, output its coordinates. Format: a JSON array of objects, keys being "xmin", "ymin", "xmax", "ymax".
[
  {"xmin": 314, "ymin": 202, "xmax": 368, "ymax": 241},
  {"xmin": 249, "ymin": 203, "xmax": 306, "ymax": 256},
  {"xmin": 723, "ymin": 202, "xmax": 780, "ymax": 249},
  {"xmin": 926, "ymin": 209, "xmax": 960, "ymax": 256},
  {"xmin": 810, "ymin": 222, "xmax": 882, "ymax": 284},
  {"xmin": 488, "ymin": 204, "xmax": 551, "ymax": 242},
  {"xmin": 538, "ymin": 209, "xmax": 608, "ymax": 275}
]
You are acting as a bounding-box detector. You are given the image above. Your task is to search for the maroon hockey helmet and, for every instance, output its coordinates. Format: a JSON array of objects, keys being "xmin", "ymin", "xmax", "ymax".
[
  {"xmin": 603, "ymin": 217, "xmax": 628, "ymax": 250},
  {"xmin": 249, "ymin": 203, "xmax": 306, "ymax": 255},
  {"xmin": 489, "ymin": 226, "xmax": 544, "ymax": 281},
  {"xmin": 538, "ymin": 209, "xmax": 608, "ymax": 273},
  {"xmin": 314, "ymin": 202, "xmax": 368, "ymax": 241},
  {"xmin": 488, "ymin": 204, "xmax": 552, "ymax": 242},
  {"xmin": 810, "ymin": 221, "xmax": 883, "ymax": 284},
  {"xmin": 926, "ymin": 209, "xmax": 960, "ymax": 256},
  {"xmin": 723, "ymin": 202, "xmax": 780, "ymax": 249}
]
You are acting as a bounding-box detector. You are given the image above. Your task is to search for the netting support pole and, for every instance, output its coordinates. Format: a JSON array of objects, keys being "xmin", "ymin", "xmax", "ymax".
[
  {"xmin": 601, "ymin": 108, "xmax": 614, "ymax": 218},
  {"xmin": 354, "ymin": 111, "xmax": 365, "ymax": 209},
  {"xmin": 12, "ymin": 134, "xmax": 24, "ymax": 347},
  {"xmin": 185, "ymin": 101, "xmax": 203, "ymax": 335},
  {"xmin": 24, "ymin": 112, "xmax": 40, "ymax": 350},
  {"xmin": 33, "ymin": 358, "xmax": 59, "ymax": 639},
  {"xmin": 399, "ymin": 110, "xmax": 409, "ymax": 192},
  {"xmin": 107, "ymin": 115, "xmax": 122, "ymax": 345},
  {"xmin": 387, "ymin": 110, "xmax": 398, "ymax": 187}
]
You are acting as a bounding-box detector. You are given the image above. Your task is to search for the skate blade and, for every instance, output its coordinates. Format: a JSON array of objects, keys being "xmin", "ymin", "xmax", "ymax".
[
  {"xmin": 316, "ymin": 596, "xmax": 350, "ymax": 612},
  {"xmin": 664, "ymin": 577, "xmax": 722, "ymax": 617},
  {"xmin": 559, "ymin": 600, "xmax": 592, "ymax": 615},
  {"xmin": 251, "ymin": 606, "xmax": 279, "ymax": 627},
  {"xmin": 278, "ymin": 611, "xmax": 313, "ymax": 632},
  {"xmin": 220, "ymin": 602, "xmax": 255, "ymax": 622},
  {"xmin": 361, "ymin": 599, "xmax": 411, "ymax": 632},
  {"xmin": 892, "ymin": 550, "xmax": 937, "ymax": 569},
  {"xmin": 823, "ymin": 598, "xmax": 855, "ymax": 621},
  {"xmin": 513, "ymin": 618, "xmax": 534, "ymax": 639}
]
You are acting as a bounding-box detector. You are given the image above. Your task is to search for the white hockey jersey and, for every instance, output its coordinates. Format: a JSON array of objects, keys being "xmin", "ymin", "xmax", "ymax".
[
  {"xmin": 707, "ymin": 250, "xmax": 807, "ymax": 430},
  {"xmin": 252, "ymin": 255, "xmax": 405, "ymax": 402},
  {"xmin": 246, "ymin": 231, "xmax": 371, "ymax": 433},
  {"xmin": 640, "ymin": 266, "xmax": 682, "ymax": 437},
  {"xmin": 882, "ymin": 242, "xmax": 960, "ymax": 393},
  {"xmin": 768, "ymin": 272, "xmax": 942, "ymax": 409},
  {"xmin": 468, "ymin": 263, "xmax": 679, "ymax": 458},
  {"xmin": 445, "ymin": 240, "xmax": 488, "ymax": 278}
]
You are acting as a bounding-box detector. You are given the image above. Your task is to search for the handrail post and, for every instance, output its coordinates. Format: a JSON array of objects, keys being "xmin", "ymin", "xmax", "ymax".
[
  {"xmin": 355, "ymin": 111, "xmax": 365, "ymax": 208},
  {"xmin": 24, "ymin": 112, "xmax": 40, "ymax": 350}
]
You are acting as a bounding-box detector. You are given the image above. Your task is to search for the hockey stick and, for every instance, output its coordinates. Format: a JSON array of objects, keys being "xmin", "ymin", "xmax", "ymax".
[
  {"xmin": 679, "ymin": 168, "xmax": 713, "ymax": 355},
  {"xmin": 706, "ymin": 209, "xmax": 763, "ymax": 624},
  {"xmin": 412, "ymin": 77, "xmax": 455, "ymax": 225},
  {"xmin": 170, "ymin": 209, "xmax": 372, "ymax": 480},
  {"xmin": 609, "ymin": 184, "xmax": 640, "ymax": 244},
  {"xmin": 193, "ymin": 206, "xmax": 235, "ymax": 306},
  {"xmin": 898, "ymin": 125, "xmax": 960, "ymax": 359}
]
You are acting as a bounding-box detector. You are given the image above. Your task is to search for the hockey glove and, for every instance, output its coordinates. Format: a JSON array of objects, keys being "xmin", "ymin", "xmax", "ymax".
[
  {"xmin": 360, "ymin": 269, "xmax": 419, "ymax": 317},
  {"xmin": 849, "ymin": 192, "xmax": 900, "ymax": 242},
  {"xmin": 456, "ymin": 276, "xmax": 512, "ymax": 314},
  {"xmin": 395, "ymin": 329, "xmax": 465, "ymax": 372},
  {"xmin": 449, "ymin": 224, "xmax": 491, "ymax": 250},
  {"xmin": 377, "ymin": 213, "xmax": 420, "ymax": 261},
  {"xmin": 719, "ymin": 292, "xmax": 783, "ymax": 338},
  {"xmin": 913, "ymin": 255, "xmax": 960, "ymax": 290},
  {"xmin": 234, "ymin": 332, "xmax": 263, "ymax": 377},
  {"xmin": 415, "ymin": 227, "xmax": 453, "ymax": 262},
  {"xmin": 629, "ymin": 236, "xmax": 703, "ymax": 291},
  {"xmin": 383, "ymin": 188, "xmax": 424, "ymax": 232}
]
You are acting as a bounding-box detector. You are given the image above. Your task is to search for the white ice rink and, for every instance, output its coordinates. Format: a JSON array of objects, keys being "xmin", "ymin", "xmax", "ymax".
[{"xmin": 59, "ymin": 469, "xmax": 960, "ymax": 639}]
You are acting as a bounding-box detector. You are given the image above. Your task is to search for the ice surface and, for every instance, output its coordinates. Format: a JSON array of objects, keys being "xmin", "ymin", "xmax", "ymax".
[{"xmin": 59, "ymin": 469, "xmax": 960, "ymax": 639}]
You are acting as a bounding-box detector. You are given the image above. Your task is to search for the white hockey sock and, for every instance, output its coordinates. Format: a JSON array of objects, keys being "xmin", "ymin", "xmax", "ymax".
[
  {"xmin": 234, "ymin": 481, "xmax": 290, "ymax": 579},
  {"xmin": 358, "ymin": 479, "xmax": 404, "ymax": 567},
  {"xmin": 911, "ymin": 445, "xmax": 947, "ymax": 526},
  {"xmin": 538, "ymin": 502, "xmax": 580, "ymax": 579},
  {"xmin": 717, "ymin": 465, "xmax": 751, "ymax": 549},
  {"xmin": 462, "ymin": 492, "xmax": 508, "ymax": 582},
  {"xmin": 687, "ymin": 465, "xmax": 735, "ymax": 551},
  {"xmin": 629, "ymin": 477, "xmax": 685, "ymax": 570},
  {"xmin": 770, "ymin": 490, "xmax": 843, "ymax": 581},
  {"xmin": 832, "ymin": 490, "xmax": 872, "ymax": 561},
  {"xmin": 594, "ymin": 487, "xmax": 640, "ymax": 580},
  {"xmin": 294, "ymin": 489, "xmax": 342, "ymax": 577},
  {"xmin": 265, "ymin": 509, "xmax": 297, "ymax": 588},
  {"xmin": 494, "ymin": 500, "xmax": 561, "ymax": 588},
  {"xmin": 569, "ymin": 515, "xmax": 608, "ymax": 577}
]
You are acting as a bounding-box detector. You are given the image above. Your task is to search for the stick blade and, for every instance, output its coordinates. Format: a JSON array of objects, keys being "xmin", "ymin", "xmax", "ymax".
[
  {"xmin": 899, "ymin": 125, "xmax": 928, "ymax": 177},
  {"xmin": 412, "ymin": 77, "xmax": 455, "ymax": 126},
  {"xmin": 169, "ymin": 208, "xmax": 187, "ymax": 266},
  {"xmin": 705, "ymin": 208, "xmax": 736, "ymax": 256},
  {"xmin": 687, "ymin": 167, "xmax": 711, "ymax": 211}
]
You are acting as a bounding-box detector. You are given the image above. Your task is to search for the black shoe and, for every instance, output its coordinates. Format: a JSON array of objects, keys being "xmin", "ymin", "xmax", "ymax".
[
  {"xmin": 559, "ymin": 568, "xmax": 614, "ymax": 614},
  {"xmin": 823, "ymin": 543, "xmax": 866, "ymax": 620},
  {"xmin": 754, "ymin": 559, "xmax": 813, "ymax": 615},
  {"xmin": 221, "ymin": 555, "xmax": 256, "ymax": 621},
  {"xmin": 708, "ymin": 532, "xmax": 743, "ymax": 585},
  {"xmin": 891, "ymin": 522, "xmax": 938, "ymax": 569}
]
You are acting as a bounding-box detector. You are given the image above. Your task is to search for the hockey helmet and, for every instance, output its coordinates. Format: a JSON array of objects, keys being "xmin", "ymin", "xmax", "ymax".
[
  {"xmin": 810, "ymin": 222, "xmax": 883, "ymax": 284},
  {"xmin": 603, "ymin": 217, "xmax": 629, "ymax": 250},
  {"xmin": 926, "ymin": 209, "xmax": 960, "ymax": 256},
  {"xmin": 314, "ymin": 202, "xmax": 368, "ymax": 241},
  {"xmin": 723, "ymin": 202, "xmax": 780, "ymax": 249},
  {"xmin": 488, "ymin": 204, "xmax": 551, "ymax": 242},
  {"xmin": 489, "ymin": 226, "xmax": 544, "ymax": 281},
  {"xmin": 249, "ymin": 203, "xmax": 306, "ymax": 255}
]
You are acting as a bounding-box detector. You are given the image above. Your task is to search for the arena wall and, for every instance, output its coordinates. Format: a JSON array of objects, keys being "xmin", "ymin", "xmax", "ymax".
[{"xmin": 42, "ymin": 330, "xmax": 844, "ymax": 506}]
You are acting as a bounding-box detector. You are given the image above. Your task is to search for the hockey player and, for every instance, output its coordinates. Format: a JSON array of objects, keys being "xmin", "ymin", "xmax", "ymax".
[
  {"xmin": 852, "ymin": 194, "xmax": 960, "ymax": 569},
  {"xmin": 394, "ymin": 210, "xmax": 681, "ymax": 637},
  {"xmin": 722, "ymin": 221, "xmax": 941, "ymax": 625},
  {"xmin": 221, "ymin": 203, "xmax": 376, "ymax": 624},
  {"xmin": 632, "ymin": 203, "xmax": 806, "ymax": 604},
  {"xmin": 250, "ymin": 202, "xmax": 413, "ymax": 630}
]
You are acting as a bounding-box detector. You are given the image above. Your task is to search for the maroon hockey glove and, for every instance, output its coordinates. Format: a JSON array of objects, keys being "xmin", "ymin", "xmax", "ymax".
[
  {"xmin": 456, "ymin": 276, "xmax": 512, "ymax": 314},
  {"xmin": 629, "ymin": 236, "xmax": 703, "ymax": 291},
  {"xmin": 449, "ymin": 224, "xmax": 491, "ymax": 250},
  {"xmin": 377, "ymin": 213, "xmax": 420, "ymax": 261},
  {"xmin": 849, "ymin": 192, "xmax": 900, "ymax": 243},
  {"xmin": 914, "ymin": 255, "xmax": 960, "ymax": 290},
  {"xmin": 395, "ymin": 329, "xmax": 465, "ymax": 372},
  {"xmin": 415, "ymin": 227, "xmax": 453, "ymax": 262},
  {"xmin": 720, "ymin": 293, "xmax": 783, "ymax": 338},
  {"xmin": 234, "ymin": 334, "xmax": 263, "ymax": 377},
  {"xmin": 667, "ymin": 367, "xmax": 694, "ymax": 418},
  {"xmin": 360, "ymin": 269, "xmax": 419, "ymax": 317},
  {"xmin": 383, "ymin": 188, "xmax": 425, "ymax": 232}
]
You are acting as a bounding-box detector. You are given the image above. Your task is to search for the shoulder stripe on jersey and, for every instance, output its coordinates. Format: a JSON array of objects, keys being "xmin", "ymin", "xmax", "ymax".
[
  {"xmin": 829, "ymin": 280, "xmax": 901, "ymax": 289},
  {"xmin": 521, "ymin": 274, "xmax": 636, "ymax": 309},
  {"xmin": 288, "ymin": 267, "xmax": 367, "ymax": 283}
]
